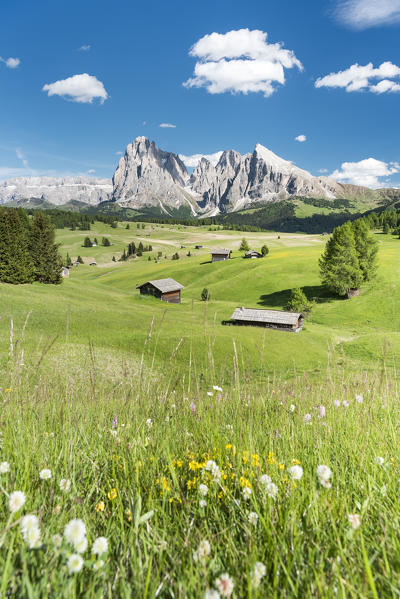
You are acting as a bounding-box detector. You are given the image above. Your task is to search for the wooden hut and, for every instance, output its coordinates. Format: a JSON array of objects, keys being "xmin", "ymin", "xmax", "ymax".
[
  {"xmin": 211, "ymin": 248, "xmax": 231, "ymax": 262},
  {"xmin": 61, "ymin": 267, "xmax": 70, "ymax": 278},
  {"xmin": 227, "ymin": 307, "xmax": 303, "ymax": 332},
  {"xmin": 137, "ymin": 278, "xmax": 184, "ymax": 304},
  {"xmin": 244, "ymin": 250, "xmax": 262, "ymax": 259}
]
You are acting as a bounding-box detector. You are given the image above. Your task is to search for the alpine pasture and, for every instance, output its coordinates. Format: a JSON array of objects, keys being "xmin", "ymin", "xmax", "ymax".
[{"xmin": 1, "ymin": 221, "xmax": 400, "ymax": 597}]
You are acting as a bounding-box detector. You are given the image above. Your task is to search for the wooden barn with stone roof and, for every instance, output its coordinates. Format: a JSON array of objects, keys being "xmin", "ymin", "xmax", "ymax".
[{"xmin": 137, "ymin": 278, "xmax": 184, "ymax": 304}]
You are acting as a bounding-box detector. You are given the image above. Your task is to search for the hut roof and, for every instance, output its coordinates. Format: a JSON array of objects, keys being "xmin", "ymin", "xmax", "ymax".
[
  {"xmin": 137, "ymin": 278, "xmax": 184, "ymax": 293},
  {"xmin": 211, "ymin": 248, "xmax": 231, "ymax": 255},
  {"xmin": 231, "ymin": 307, "xmax": 302, "ymax": 326},
  {"xmin": 245, "ymin": 249, "xmax": 262, "ymax": 257}
]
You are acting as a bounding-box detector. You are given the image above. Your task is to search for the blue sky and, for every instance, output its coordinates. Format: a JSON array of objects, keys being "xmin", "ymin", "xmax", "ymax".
[{"xmin": 1, "ymin": 0, "xmax": 400, "ymax": 188}]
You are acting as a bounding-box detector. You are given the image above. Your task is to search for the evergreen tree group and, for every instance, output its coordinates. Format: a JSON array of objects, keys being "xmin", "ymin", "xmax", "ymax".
[
  {"xmin": 319, "ymin": 221, "xmax": 378, "ymax": 297},
  {"xmin": 0, "ymin": 208, "xmax": 62, "ymax": 284}
]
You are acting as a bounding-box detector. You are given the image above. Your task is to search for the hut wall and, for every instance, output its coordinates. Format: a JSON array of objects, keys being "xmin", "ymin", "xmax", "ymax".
[
  {"xmin": 212, "ymin": 254, "xmax": 229, "ymax": 262},
  {"xmin": 140, "ymin": 284, "xmax": 162, "ymax": 299},
  {"xmin": 161, "ymin": 290, "xmax": 181, "ymax": 304}
]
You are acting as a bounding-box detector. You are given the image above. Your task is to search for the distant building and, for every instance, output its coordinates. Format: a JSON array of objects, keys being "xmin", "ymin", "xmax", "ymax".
[
  {"xmin": 137, "ymin": 278, "xmax": 184, "ymax": 304},
  {"xmin": 195, "ymin": 245, "xmax": 203, "ymax": 250},
  {"xmin": 89, "ymin": 262, "xmax": 97, "ymax": 266},
  {"xmin": 226, "ymin": 307, "xmax": 303, "ymax": 332},
  {"xmin": 211, "ymin": 248, "xmax": 232, "ymax": 262},
  {"xmin": 91, "ymin": 242, "xmax": 97, "ymax": 247},
  {"xmin": 72, "ymin": 261, "xmax": 80, "ymax": 267},
  {"xmin": 61, "ymin": 267, "xmax": 70, "ymax": 278},
  {"xmin": 244, "ymin": 250, "xmax": 262, "ymax": 259}
]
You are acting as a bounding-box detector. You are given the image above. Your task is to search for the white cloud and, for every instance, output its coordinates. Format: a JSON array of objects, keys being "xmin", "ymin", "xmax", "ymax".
[
  {"xmin": 159, "ymin": 123, "xmax": 176, "ymax": 128},
  {"xmin": 315, "ymin": 61, "xmax": 400, "ymax": 94},
  {"xmin": 16, "ymin": 149, "xmax": 30, "ymax": 170},
  {"xmin": 78, "ymin": 45, "xmax": 91, "ymax": 51},
  {"xmin": 42, "ymin": 73, "xmax": 108, "ymax": 104},
  {"xmin": 335, "ymin": 0, "xmax": 400, "ymax": 29},
  {"xmin": 179, "ymin": 151, "xmax": 223, "ymax": 168},
  {"xmin": 184, "ymin": 28, "xmax": 302, "ymax": 97},
  {"xmin": 87, "ymin": 169, "xmax": 96, "ymax": 173},
  {"xmin": 318, "ymin": 168, "xmax": 329, "ymax": 173},
  {"xmin": 0, "ymin": 57, "xmax": 20, "ymax": 68},
  {"xmin": 115, "ymin": 151, "xmax": 123, "ymax": 155},
  {"xmin": 331, "ymin": 157, "xmax": 400, "ymax": 188},
  {"xmin": 295, "ymin": 134, "xmax": 307, "ymax": 142}
]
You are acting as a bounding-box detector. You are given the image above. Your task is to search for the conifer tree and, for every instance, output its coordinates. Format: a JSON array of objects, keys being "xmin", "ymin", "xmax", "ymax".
[
  {"xmin": 65, "ymin": 253, "xmax": 72, "ymax": 267},
  {"xmin": 352, "ymin": 220, "xmax": 378, "ymax": 282},
  {"xmin": 261, "ymin": 245, "xmax": 269, "ymax": 257},
  {"xmin": 319, "ymin": 222, "xmax": 363, "ymax": 296},
  {"xmin": 29, "ymin": 212, "xmax": 62, "ymax": 283},
  {"xmin": 239, "ymin": 238, "xmax": 250, "ymax": 252},
  {"xmin": 83, "ymin": 236, "xmax": 92, "ymax": 247},
  {"xmin": 77, "ymin": 255, "xmax": 84, "ymax": 264},
  {"xmin": 0, "ymin": 208, "xmax": 34, "ymax": 284}
]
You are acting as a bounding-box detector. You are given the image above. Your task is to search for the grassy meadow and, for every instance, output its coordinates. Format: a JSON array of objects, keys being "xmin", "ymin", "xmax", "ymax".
[{"xmin": 1, "ymin": 221, "xmax": 400, "ymax": 597}]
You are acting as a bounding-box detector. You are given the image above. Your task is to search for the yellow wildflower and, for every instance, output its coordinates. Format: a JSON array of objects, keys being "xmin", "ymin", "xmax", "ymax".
[
  {"xmin": 125, "ymin": 509, "xmax": 132, "ymax": 522},
  {"xmin": 107, "ymin": 488, "xmax": 117, "ymax": 500},
  {"xmin": 95, "ymin": 501, "xmax": 105, "ymax": 512}
]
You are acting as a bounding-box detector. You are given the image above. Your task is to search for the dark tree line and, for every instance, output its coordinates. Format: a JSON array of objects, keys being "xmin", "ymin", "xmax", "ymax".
[{"xmin": 0, "ymin": 208, "xmax": 62, "ymax": 284}]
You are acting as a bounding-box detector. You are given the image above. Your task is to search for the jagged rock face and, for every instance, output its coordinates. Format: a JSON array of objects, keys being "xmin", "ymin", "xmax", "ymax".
[
  {"xmin": 112, "ymin": 136, "xmax": 194, "ymax": 214},
  {"xmin": 0, "ymin": 177, "xmax": 112, "ymax": 206}
]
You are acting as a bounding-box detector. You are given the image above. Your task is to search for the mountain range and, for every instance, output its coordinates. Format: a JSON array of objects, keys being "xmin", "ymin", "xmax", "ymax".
[{"xmin": 0, "ymin": 137, "xmax": 393, "ymax": 216}]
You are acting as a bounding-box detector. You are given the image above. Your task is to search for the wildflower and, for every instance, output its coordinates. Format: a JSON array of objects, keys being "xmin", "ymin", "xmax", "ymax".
[
  {"xmin": 93, "ymin": 560, "xmax": 105, "ymax": 570},
  {"xmin": 25, "ymin": 526, "xmax": 42, "ymax": 549},
  {"xmin": 242, "ymin": 486, "xmax": 252, "ymax": 501},
  {"xmin": 265, "ymin": 482, "xmax": 278, "ymax": 498},
  {"xmin": 95, "ymin": 501, "xmax": 106, "ymax": 512},
  {"xmin": 74, "ymin": 536, "xmax": 88, "ymax": 553},
  {"xmin": 375, "ymin": 456, "xmax": 385, "ymax": 465},
  {"xmin": 67, "ymin": 554, "xmax": 84, "ymax": 574},
  {"xmin": 199, "ymin": 499, "xmax": 207, "ymax": 508},
  {"xmin": 199, "ymin": 484, "xmax": 208, "ymax": 496},
  {"xmin": 193, "ymin": 539, "xmax": 211, "ymax": 563},
  {"xmin": 259, "ymin": 474, "xmax": 272, "ymax": 487},
  {"xmin": 107, "ymin": 488, "xmax": 117, "ymax": 500},
  {"xmin": 146, "ymin": 418, "xmax": 153, "ymax": 428},
  {"xmin": 215, "ymin": 573, "xmax": 234, "ymax": 597},
  {"xmin": 205, "ymin": 460, "xmax": 221, "ymax": 481},
  {"xmin": 320, "ymin": 478, "xmax": 332, "ymax": 488},
  {"xmin": 316, "ymin": 465, "xmax": 332, "ymax": 483},
  {"xmin": 204, "ymin": 591, "xmax": 220, "ymax": 599},
  {"xmin": 318, "ymin": 406, "xmax": 326, "ymax": 418},
  {"xmin": 92, "ymin": 536, "xmax": 108, "ymax": 555},
  {"xmin": 288, "ymin": 465, "xmax": 303, "ymax": 480},
  {"xmin": 52, "ymin": 534, "xmax": 63, "ymax": 548},
  {"xmin": 0, "ymin": 461, "xmax": 10, "ymax": 474},
  {"xmin": 304, "ymin": 413, "xmax": 312, "ymax": 424},
  {"xmin": 213, "ymin": 386, "xmax": 223, "ymax": 392},
  {"xmin": 9, "ymin": 490, "xmax": 26, "ymax": 513},
  {"xmin": 290, "ymin": 404, "xmax": 295, "ymax": 412},
  {"xmin": 343, "ymin": 400, "xmax": 349, "ymax": 407},
  {"xmin": 348, "ymin": 514, "xmax": 361, "ymax": 530},
  {"xmin": 39, "ymin": 469, "xmax": 51, "ymax": 480},
  {"xmin": 190, "ymin": 402, "xmax": 196, "ymax": 414},
  {"xmin": 207, "ymin": 392, "xmax": 213, "ymax": 397},
  {"xmin": 248, "ymin": 511, "xmax": 258, "ymax": 526},
  {"xmin": 355, "ymin": 394, "xmax": 363, "ymax": 403},
  {"xmin": 59, "ymin": 479, "xmax": 71, "ymax": 492},
  {"xmin": 64, "ymin": 519, "xmax": 86, "ymax": 546},
  {"xmin": 112, "ymin": 414, "xmax": 117, "ymax": 428},
  {"xmin": 334, "ymin": 400, "xmax": 341, "ymax": 407},
  {"xmin": 251, "ymin": 561, "xmax": 266, "ymax": 588},
  {"xmin": 20, "ymin": 515, "xmax": 39, "ymax": 536}
]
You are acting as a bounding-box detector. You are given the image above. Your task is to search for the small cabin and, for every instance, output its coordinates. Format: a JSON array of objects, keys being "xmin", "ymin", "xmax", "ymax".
[
  {"xmin": 61, "ymin": 267, "xmax": 70, "ymax": 278},
  {"xmin": 137, "ymin": 278, "xmax": 184, "ymax": 304},
  {"xmin": 245, "ymin": 250, "xmax": 262, "ymax": 259},
  {"xmin": 195, "ymin": 245, "xmax": 203, "ymax": 250},
  {"xmin": 91, "ymin": 242, "xmax": 97, "ymax": 247},
  {"xmin": 211, "ymin": 248, "xmax": 232, "ymax": 262},
  {"xmin": 89, "ymin": 261, "xmax": 97, "ymax": 266},
  {"xmin": 226, "ymin": 307, "xmax": 303, "ymax": 332}
]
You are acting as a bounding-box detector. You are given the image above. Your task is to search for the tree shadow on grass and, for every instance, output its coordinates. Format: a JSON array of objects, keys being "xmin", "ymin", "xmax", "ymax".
[{"xmin": 258, "ymin": 285, "xmax": 337, "ymax": 308}]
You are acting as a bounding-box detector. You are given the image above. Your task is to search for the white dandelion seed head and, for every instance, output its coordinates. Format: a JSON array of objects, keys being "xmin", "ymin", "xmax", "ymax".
[
  {"xmin": 52, "ymin": 533, "xmax": 63, "ymax": 548},
  {"xmin": 199, "ymin": 483, "xmax": 208, "ymax": 496},
  {"xmin": 288, "ymin": 465, "xmax": 303, "ymax": 480},
  {"xmin": 93, "ymin": 559, "xmax": 105, "ymax": 570},
  {"xmin": 24, "ymin": 525, "xmax": 42, "ymax": 549},
  {"xmin": 8, "ymin": 490, "xmax": 26, "ymax": 513},
  {"xmin": 199, "ymin": 499, "xmax": 207, "ymax": 508},
  {"xmin": 64, "ymin": 519, "xmax": 86, "ymax": 546},
  {"xmin": 375, "ymin": 456, "xmax": 385, "ymax": 465},
  {"xmin": 316, "ymin": 465, "xmax": 332, "ymax": 481},
  {"xmin": 215, "ymin": 573, "xmax": 234, "ymax": 597},
  {"xmin": 320, "ymin": 478, "xmax": 332, "ymax": 488},
  {"xmin": 259, "ymin": 474, "xmax": 272, "ymax": 487},
  {"xmin": 59, "ymin": 479, "xmax": 71, "ymax": 492},
  {"xmin": 265, "ymin": 482, "xmax": 278, "ymax": 498},
  {"xmin": 334, "ymin": 400, "xmax": 341, "ymax": 407},
  {"xmin": 67, "ymin": 553, "xmax": 84, "ymax": 574},
  {"xmin": 242, "ymin": 486, "xmax": 252, "ymax": 500},
  {"xmin": 254, "ymin": 561, "xmax": 266, "ymax": 578},
  {"xmin": 248, "ymin": 511, "xmax": 258, "ymax": 526},
  {"xmin": 356, "ymin": 394, "xmax": 363, "ymax": 403},
  {"xmin": 20, "ymin": 514, "xmax": 39, "ymax": 535},
  {"xmin": 289, "ymin": 404, "xmax": 295, "ymax": 412},
  {"xmin": 193, "ymin": 539, "xmax": 211, "ymax": 563},
  {"xmin": 348, "ymin": 513, "xmax": 361, "ymax": 530},
  {"xmin": 207, "ymin": 392, "xmax": 213, "ymax": 396},
  {"xmin": 213, "ymin": 385, "xmax": 223, "ymax": 392},
  {"xmin": 92, "ymin": 536, "xmax": 108, "ymax": 555},
  {"xmin": 39, "ymin": 469, "xmax": 51, "ymax": 480},
  {"xmin": 205, "ymin": 460, "xmax": 221, "ymax": 481},
  {"xmin": 146, "ymin": 418, "xmax": 153, "ymax": 428},
  {"xmin": 343, "ymin": 400, "xmax": 350, "ymax": 407},
  {"xmin": 204, "ymin": 590, "xmax": 220, "ymax": 599},
  {"xmin": 74, "ymin": 536, "xmax": 88, "ymax": 553},
  {"xmin": 0, "ymin": 461, "xmax": 10, "ymax": 473}
]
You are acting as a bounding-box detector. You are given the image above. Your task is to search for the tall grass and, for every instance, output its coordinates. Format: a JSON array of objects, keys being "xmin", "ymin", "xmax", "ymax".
[{"xmin": 1, "ymin": 319, "xmax": 400, "ymax": 598}]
